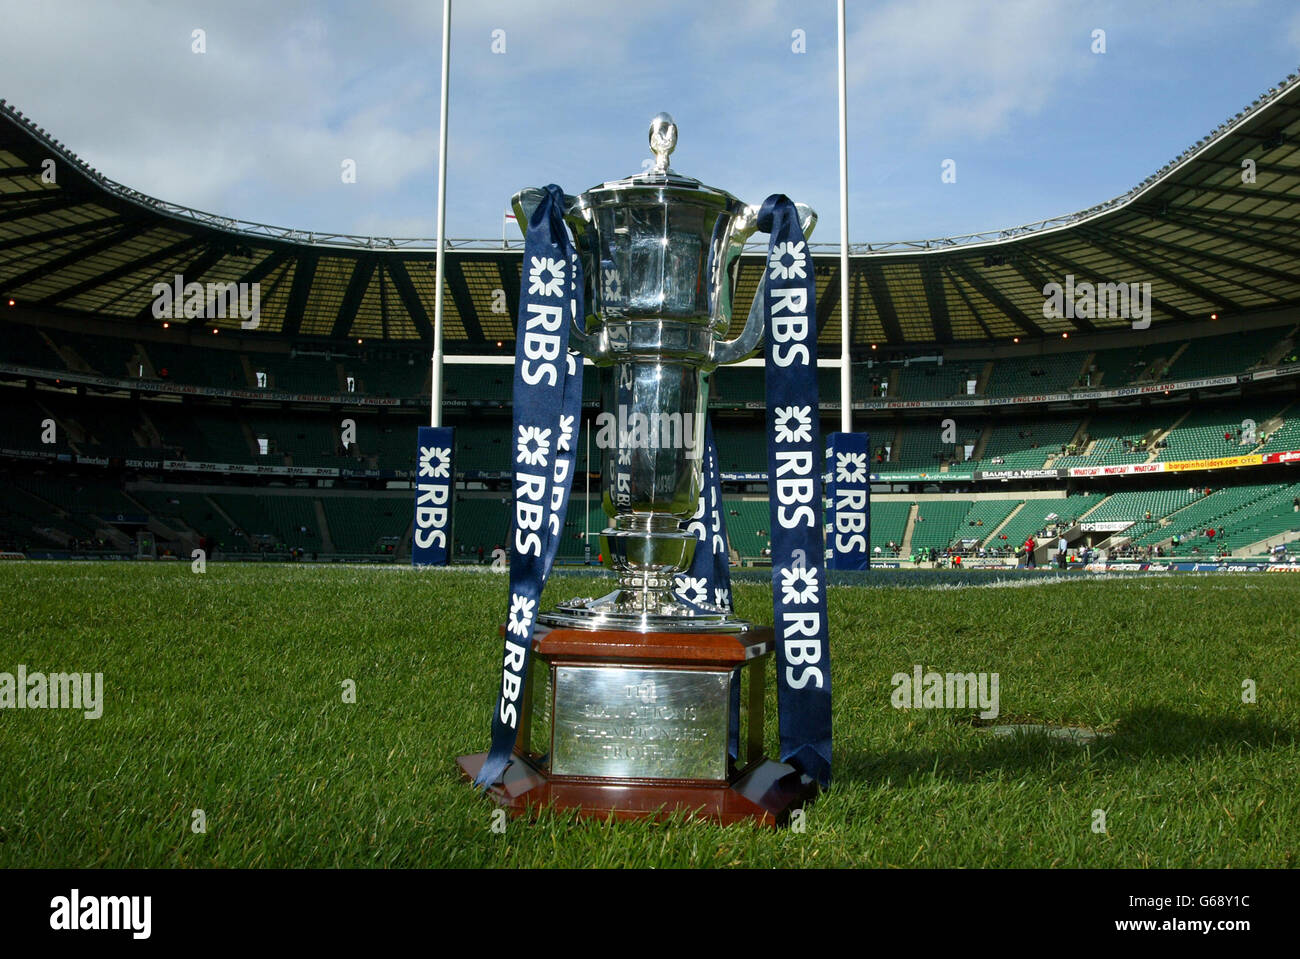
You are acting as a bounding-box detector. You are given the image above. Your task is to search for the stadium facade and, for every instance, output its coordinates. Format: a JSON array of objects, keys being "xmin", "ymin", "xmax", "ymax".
[{"xmin": 2, "ymin": 74, "xmax": 1299, "ymax": 569}]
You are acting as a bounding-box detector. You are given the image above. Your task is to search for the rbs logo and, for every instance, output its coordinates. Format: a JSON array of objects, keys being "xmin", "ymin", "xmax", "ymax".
[
  {"xmin": 825, "ymin": 435, "xmax": 871, "ymax": 571},
  {"xmin": 413, "ymin": 430, "xmax": 454, "ymax": 564}
]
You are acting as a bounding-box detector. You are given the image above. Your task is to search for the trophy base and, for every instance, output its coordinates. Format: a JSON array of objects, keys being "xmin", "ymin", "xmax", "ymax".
[
  {"xmin": 456, "ymin": 752, "xmax": 815, "ymax": 827},
  {"xmin": 459, "ymin": 621, "xmax": 817, "ymax": 828}
]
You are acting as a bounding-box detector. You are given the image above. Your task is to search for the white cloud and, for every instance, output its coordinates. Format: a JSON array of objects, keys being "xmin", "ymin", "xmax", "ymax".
[{"xmin": 845, "ymin": 0, "xmax": 1086, "ymax": 142}]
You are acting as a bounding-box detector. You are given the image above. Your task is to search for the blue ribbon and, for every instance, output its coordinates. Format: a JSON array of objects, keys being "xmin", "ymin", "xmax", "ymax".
[
  {"xmin": 474, "ymin": 185, "xmax": 585, "ymax": 789},
  {"xmin": 673, "ymin": 196, "xmax": 833, "ymax": 785},
  {"xmin": 758, "ymin": 195, "xmax": 832, "ymax": 786},
  {"xmin": 674, "ymin": 418, "xmax": 741, "ymax": 759},
  {"xmin": 674, "ymin": 417, "xmax": 733, "ymax": 612}
]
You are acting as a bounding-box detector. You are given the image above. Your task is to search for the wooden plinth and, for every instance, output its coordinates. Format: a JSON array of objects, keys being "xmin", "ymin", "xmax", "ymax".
[
  {"xmin": 532, "ymin": 622, "xmax": 773, "ymax": 665},
  {"xmin": 456, "ymin": 751, "xmax": 816, "ymax": 827},
  {"xmin": 459, "ymin": 621, "xmax": 816, "ymax": 827}
]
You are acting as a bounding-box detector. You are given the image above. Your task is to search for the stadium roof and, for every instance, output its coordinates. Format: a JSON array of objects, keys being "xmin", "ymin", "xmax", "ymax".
[{"xmin": 5, "ymin": 71, "xmax": 1300, "ymax": 349}]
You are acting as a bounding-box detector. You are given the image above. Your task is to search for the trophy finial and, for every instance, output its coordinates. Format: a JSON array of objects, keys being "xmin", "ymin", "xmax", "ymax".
[{"xmin": 648, "ymin": 112, "xmax": 677, "ymax": 173}]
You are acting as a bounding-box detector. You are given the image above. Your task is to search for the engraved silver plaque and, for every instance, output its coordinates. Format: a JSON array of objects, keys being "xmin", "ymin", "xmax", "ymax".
[{"xmin": 551, "ymin": 666, "xmax": 731, "ymax": 781}]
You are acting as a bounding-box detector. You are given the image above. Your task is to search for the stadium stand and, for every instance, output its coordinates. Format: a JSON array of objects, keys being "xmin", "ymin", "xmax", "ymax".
[
  {"xmin": 248, "ymin": 351, "xmax": 343, "ymax": 395},
  {"xmin": 1211, "ymin": 485, "xmax": 1300, "ymax": 555},
  {"xmin": 720, "ymin": 500, "xmax": 773, "ymax": 559},
  {"xmin": 1155, "ymin": 403, "xmax": 1284, "ymax": 462},
  {"xmin": 709, "ymin": 367, "xmax": 840, "ymax": 406},
  {"xmin": 6, "ymin": 318, "xmax": 1300, "ymax": 406},
  {"xmin": 713, "ymin": 422, "xmax": 769, "ymax": 472},
  {"xmin": 2, "ymin": 322, "xmax": 62, "ymax": 368},
  {"xmin": 869, "ymin": 501, "xmax": 910, "ymax": 553},
  {"xmin": 1052, "ymin": 410, "xmax": 1173, "ymax": 468},
  {"xmin": 1131, "ymin": 482, "xmax": 1300, "ymax": 555},
  {"xmin": 5, "ymin": 76, "xmax": 1300, "ymax": 569},
  {"xmin": 1255, "ymin": 409, "xmax": 1300, "ymax": 455},
  {"xmin": 129, "ymin": 489, "xmax": 221, "ymax": 533},
  {"xmin": 552, "ymin": 502, "xmax": 606, "ymax": 560},
  {"xmin": 357, "ymin": 354, "xmax": 428, "ymax": 399},
  {"xmin": 909, "ymin": 500, "xmax": 973, "ymax": 552},
  {"xmin": 209, "ymin": 492, "xmax": 322, "ymax": 552},
  {"xmin": 879, "ymin": 421, "xmax": 982, "ymax": 472},
  {"xmin": 1083, "ymin": 488, "xmax": 1201, "ymax": 544},
  {"xmin": 961, "ymin": 499, "xmax": 1020, "ymax": 536},
  {"xmin": 892, "ymin": 362, "xmax": 978, "ymax": 401},
  {"xmin": 983, "ymin": 353, "xmax": 1084, "ymax": 397},
  {"xmin": 1159, "ymin": 327, "xmax": 1289, "ymax": 380},
  {"xmin": 13, "ymin": 473, "xmax": 137, "ymax": 523},
  {"xmin": 242, "ymin": 412, "xmax": 350, "ymax": 469},
  {"xmin": 52, "ymin": 331, "xmax": 146, "ymax": 379},
  {"xmin": 452, "ymin": 421, "xmax": 513, "ymax": 472},
  {"xmin": 1084, "ymin": 344, "xmax": 1158, "ymax": 387},
  {"xmin": 901, "ymin": 498, "xmax": 1026, "ymax": 555},
  {"xmin": 0, "ymin": 478, "xmax": 98, "ymax": 548},
  {"xmin": 140, "ymin": 341, "xmax": 246, "ymax": 389},
  {"xmin": 442, "ymin": 364, "xmax": 514, "ymax": 403},
  {"xmin": 321, "ymin": 497, "xmax": 409, "ymax": 554},
  {"xmin": 973, "ymin": 417, "xmax": 1081, "ymax": 470},
  {"xmin": 995, "ymin": 494, "xmax": 1105, "ymax": 550},
  {"xmin": 453, "ymin": 498, "xmax": 512, "ymax": 557}
]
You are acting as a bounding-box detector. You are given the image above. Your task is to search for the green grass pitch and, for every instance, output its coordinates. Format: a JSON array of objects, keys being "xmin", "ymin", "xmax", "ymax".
[{"xmin": 0, "ymin": 563, "xmax": 1296, "ymax": 868}]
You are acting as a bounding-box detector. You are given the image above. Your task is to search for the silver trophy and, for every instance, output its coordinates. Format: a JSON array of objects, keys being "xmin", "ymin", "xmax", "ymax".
[
  {"xmin": 458, "ymin": 114, "xmax": 820, "ymax": 817},
  {"xmin": 512, "ymin": 113, "xmax": 815, "ymax": 632}
]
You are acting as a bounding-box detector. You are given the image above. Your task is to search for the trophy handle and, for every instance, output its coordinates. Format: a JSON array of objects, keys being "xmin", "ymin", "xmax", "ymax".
[
  {"xmin": 511, "ymin": 187, "xmax": 613, "ymax": 363},
  {"xmin": 710, "ymin": 202, "xmax": 817, "ymax": 366}
]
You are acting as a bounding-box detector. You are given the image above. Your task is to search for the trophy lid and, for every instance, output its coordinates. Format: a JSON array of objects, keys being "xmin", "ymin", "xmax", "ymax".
[{"xmin": 579, "ymin": 112, "xmax": 742, "ymax": 207}]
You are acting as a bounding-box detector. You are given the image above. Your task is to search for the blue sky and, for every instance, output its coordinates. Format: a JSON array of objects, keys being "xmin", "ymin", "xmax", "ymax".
[{"xmin": 2, "ymin": 0, "xmax": 1299, "ymax": 246}]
